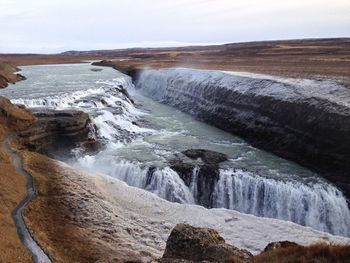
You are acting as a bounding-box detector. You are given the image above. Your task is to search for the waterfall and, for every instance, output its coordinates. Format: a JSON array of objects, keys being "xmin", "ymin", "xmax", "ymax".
[
  {"xmin": 134, "ymin": 68, "xmax": 350, "ymax": 193},
  {"xmin": 212, "ymin": 168, "xmax": 350, "ymax": 237},
  {"xmin": 75, "ymin": 156, "xmax": 194, "ymax": 204},
  {"xmin": 11, "ymin": 65, "xmax": 350, "ymax": 238},
  {"xmin": 189, "ymin": 166, "xmax": 200, "ymax": 200},
  {"xmin": 76, "ymin": 154, "xmax": 350, "ymax": 236}
]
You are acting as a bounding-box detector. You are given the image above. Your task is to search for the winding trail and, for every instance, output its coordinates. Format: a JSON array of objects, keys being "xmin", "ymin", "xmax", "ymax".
[{"xmin": 2, "ymin": 137, "xmax": 52, "ymax": 263}]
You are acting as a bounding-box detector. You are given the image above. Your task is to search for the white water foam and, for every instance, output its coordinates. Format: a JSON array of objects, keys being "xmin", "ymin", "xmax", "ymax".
[
  {"xmin": 75, "ymin": 156, "xmax": 194, "ymax": 204},
  {"xmin": 213, "ymin": 168, "xmax": 350, "ymax": 236}
]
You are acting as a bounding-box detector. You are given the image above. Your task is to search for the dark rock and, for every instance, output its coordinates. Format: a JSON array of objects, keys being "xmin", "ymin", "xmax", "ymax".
[
  {"xmin": 78, "ymin": 138, "xmax": 101, "ymax": 155},
  {"xmin": 263, "ymin": 241, "xmax": 300, "ymax": 252},
  {"xmin": 116, "ymin": 84, "xmax": 134, "ymax": 104},
  {"xmin": 100, "ymin": 99, "xmax": 109, "ymax": 107},
  {"xmin": 169, "ymin": 149, "xmax": 227, "ymax": 207},
  {"xmin": 90, "ymin": 68, "xmax": 103, "ymax": 72},
  {"xmin": 182, "ymin": 149, "xmax": 227, "ymax": 164},
  {"xmin": 104, "ymin": 120, "xmax": 135, "ymax": 142},
  {"xmin": 16, "ymin": 73, "xmax": 26, "ymax": 81},
  {"xmin": 146, "ymin": 165, "xmax": 157, "ymax": 186},
  {"xmin": 161, "ymin": 224, "xmax": 253, "ymax": 262},
  {"xmin": 19, "ymin": 108, "xmax": 95, "ymax": 158}
]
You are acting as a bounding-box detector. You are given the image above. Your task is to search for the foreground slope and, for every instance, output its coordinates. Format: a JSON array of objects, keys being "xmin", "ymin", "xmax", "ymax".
[
  {"xmin": 0, "ymin": 96, "xmax": 37, "ymax": 262},
  {"xmin": 22, "ymin": 150, "xmax": 350, "ymax": 262}
]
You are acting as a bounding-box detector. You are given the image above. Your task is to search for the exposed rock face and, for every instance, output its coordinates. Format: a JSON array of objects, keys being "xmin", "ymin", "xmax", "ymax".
[
  {"xmin": 161, "ymin": 224, "xmax": 253, "ymax": 262},
  {"xmin": 0, "ymin": 96, "xmax": 37, "ymax": 131},
  {"xmin": 263, "ymin": 241, "xmax": 300, "ymax": 252},
  {"xmin": 134, "ymin": 68, "xmax": 350, "ymax": 200},
  {"xmin": 0, "ymin": 75, "xmax": 8, "ymax": 89},
  {"xmin": 0, "ymin": 62, "xmax": 26, "ymax": 88},
  {"xmin": 169, "ymin": 149, "xmax": 227, "ymax": 207},
  {"xmin": 19, "ymin": 108, "xmax": 95, "ymax": 158}
]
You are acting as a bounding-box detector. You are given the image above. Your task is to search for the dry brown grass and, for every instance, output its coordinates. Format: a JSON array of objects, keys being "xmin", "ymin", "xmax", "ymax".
[
  {"xmin": 1, "ymin": 38, "xmax": 350, "ymax": 86},
  {"xmin": 250, "ymin": 243, "xmax": 350, "ymax": 263},
  {"xmin": 0, "ymin": 100, "xmax": 35, "ymax": 262}
]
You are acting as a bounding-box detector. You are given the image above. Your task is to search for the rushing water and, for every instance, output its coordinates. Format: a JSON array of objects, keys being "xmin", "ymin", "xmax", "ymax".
[{"xmin": 1, "ymin": 63, "xmax": 350, "ymax": 237}]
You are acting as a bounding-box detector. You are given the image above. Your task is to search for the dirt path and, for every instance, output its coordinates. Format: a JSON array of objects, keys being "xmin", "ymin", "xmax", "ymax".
[{"xmin": 2, "ymin": 137, "xmax": 52, "ymax": 263}]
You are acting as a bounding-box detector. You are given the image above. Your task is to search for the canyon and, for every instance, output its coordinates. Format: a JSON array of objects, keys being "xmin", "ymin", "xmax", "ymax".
[
  {"xmin": 129, "ymin": 68, "xmax": 350, "ymax": 201},
  {"xmin": 1, "ymin": 38, "xmax": 350, "ymax": 262}
]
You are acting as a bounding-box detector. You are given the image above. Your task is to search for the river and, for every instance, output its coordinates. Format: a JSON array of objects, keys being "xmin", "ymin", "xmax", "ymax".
[{"xmin": 1, "ymin": 63, "xmax": 349, "ymax": 237}]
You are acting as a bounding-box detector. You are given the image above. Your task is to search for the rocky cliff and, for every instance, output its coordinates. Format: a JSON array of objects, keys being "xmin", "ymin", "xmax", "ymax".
[
  {"xmin": 19, "ymin": 109, "xmax": 95, "ymax": 158},
  {"xmin": 0, "ymin": 62, "xmax": 26, "ymax": 89},
  {"xmin": 169, "ymin": 149, "xmax": 227, "ymax": 207},
  {"xmin": 132, "ymin": 68, "xmax": 350, "ymax": 200}
]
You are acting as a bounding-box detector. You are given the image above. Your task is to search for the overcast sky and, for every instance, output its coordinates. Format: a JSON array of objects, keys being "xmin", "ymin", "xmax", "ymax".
[{"xmin": 1, "ymin": 0, "xmax": 349, "ymax": 53}]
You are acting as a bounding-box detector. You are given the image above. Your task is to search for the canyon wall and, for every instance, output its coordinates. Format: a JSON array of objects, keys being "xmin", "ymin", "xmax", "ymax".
[{"xmin": 133, "ymin": 68, "xmax": 350, "ymax": 199}]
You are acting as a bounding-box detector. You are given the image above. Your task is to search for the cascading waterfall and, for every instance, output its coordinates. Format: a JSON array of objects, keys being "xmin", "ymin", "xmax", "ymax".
[
  {"xmin": 212, "ymin": 169, "xmax": 350, "ymax": 236},
  {"xmin": 189, "ymin": 166, "xmax": 200, "ymax": 200},
  {"xmin": 5, "ymin": 64, "xmax": 350, "ymax": 238},
  {"xmin": 76, "ymin": 156, "xmax": 194, "ymax": 204}
]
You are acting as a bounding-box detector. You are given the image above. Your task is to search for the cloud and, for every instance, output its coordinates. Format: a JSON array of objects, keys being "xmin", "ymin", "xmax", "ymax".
[{"xmin": 0, "ymin": 0, "xmax": 349, "ymax": 53}]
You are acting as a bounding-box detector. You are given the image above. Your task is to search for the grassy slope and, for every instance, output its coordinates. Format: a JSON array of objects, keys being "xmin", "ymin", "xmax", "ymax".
[
  {"xmin": 226, "ymin": 243, "xmax": 350, "ymax": 263},
  {"xmin": 0, "ymin": 97, "xmax": 37, "ymax": 262}
]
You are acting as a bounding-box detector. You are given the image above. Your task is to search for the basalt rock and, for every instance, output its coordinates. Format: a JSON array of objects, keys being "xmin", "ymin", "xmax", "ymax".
[
  {"xmin": 134, "ymin": 68, "xmax": 350, "ymax": 200},
  {"xmin": 169, "ymin": 149, "xmax": 227, "ymax": 207},
  {"xmin": 182, "ymin": 149, "xmax": 227, "ymax": 164},
  {"xmin": 19, "ymin": 108, "xmax": 96, "ymax": 158},
  {"xmin": 161, "ymin": 224, "xmax": 253, "ymax": 262},
  {"xmin": 78, "ymin": 138, "xmax": 102, "ymax": 155}
]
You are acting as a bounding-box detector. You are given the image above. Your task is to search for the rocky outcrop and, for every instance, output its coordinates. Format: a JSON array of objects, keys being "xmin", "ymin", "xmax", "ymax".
[
  {"xmin": 19, "ymin": 109, "xmax": 95, "ymax": 158},
  {"xmin": 263, "ymin": 241, "xmax": 300, "ymax": 252},
  {"xmin": 0, "ymin": 62, "xmax": 26, "ymax": 88},
  {"xmin": 169, "ymin": 149, "xmax": 227, "ymax": 207},
  {"xmin": 160, "ymin": 224, "xmax": 253, "ymax": 262},
  {"xmin": 134, "ymin": 68, "xmax": 350, "ymax": 200},
  {"xmin": 0, "ymin": 96, "xmax": 37, "ymax": 131}
]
